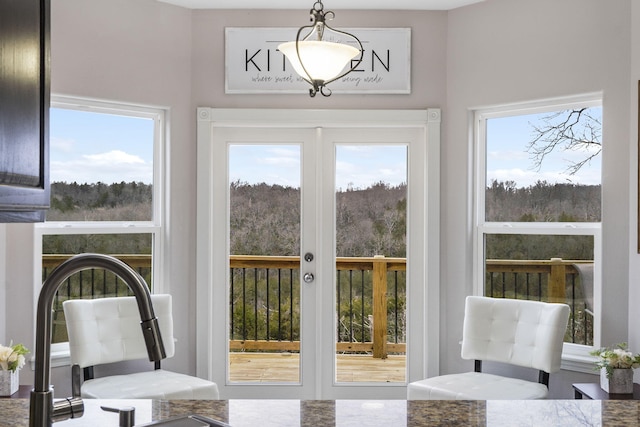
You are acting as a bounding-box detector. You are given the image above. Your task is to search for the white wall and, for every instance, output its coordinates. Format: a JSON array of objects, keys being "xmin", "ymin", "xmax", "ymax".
[
  {"xmin": 0, "ymin": 224, "xmax": 5, "ymax": 346},
  {"xmin": 3, "ymin": 0, "xmax": 637, "ymax": 399},
  {"xmin": 5, "ymin": 224, "xmax": 36, "ymax": 386},
  {"xmin": 447, "ymin": 0, "xmax": 632, "ymax": 397},
  {"xmin": 628, "ymin": 1, "xmax": 640, "ymax": 381}
]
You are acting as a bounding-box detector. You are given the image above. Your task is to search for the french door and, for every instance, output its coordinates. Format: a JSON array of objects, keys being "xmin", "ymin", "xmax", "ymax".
[{"xmin": 196, "ymin": 109, "xmax": 441, "ymax": 399}]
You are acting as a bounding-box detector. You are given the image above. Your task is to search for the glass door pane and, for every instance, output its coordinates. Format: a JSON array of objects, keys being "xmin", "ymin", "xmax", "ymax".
[
  {"xmin": 228, "ymin": 144, "xmax": 301, "ymax": 383},
  {"xmin": 334, "ymin": 145, "xmax": 407, "ymax": 383},
  {"xmin": 198, "ymin": 112, "xmax": 434, "ymax": 399}
]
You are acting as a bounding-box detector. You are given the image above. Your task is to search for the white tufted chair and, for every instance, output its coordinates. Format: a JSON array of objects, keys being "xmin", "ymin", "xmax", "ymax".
[
  {"xmin": 63, "ymin": 294, "xmax": 219, "ymax": 399},
  {"xmin": 407, "ymin": 296, "xmax": 570, "ymax": 400}
]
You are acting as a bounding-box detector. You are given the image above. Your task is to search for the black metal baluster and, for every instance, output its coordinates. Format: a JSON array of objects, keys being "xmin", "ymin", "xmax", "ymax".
[
  {"xmin": 90, "ymin": 269, "xmax": 95, "ymax": 298},
  {"xmin": 395, "ymin": 271, "xmax": 399, "ymax": 344},
  {"xmin": 337, "ymin": 271, "xmax": 341, "ymax": 342},
  {"xmin": 361, "ymin": 270, "xmax": 365, "ymax": 343},
  {"xmin": 571, "ymin": 273, "xmax": 576, "ymax": 343},
  {"xmin": 490, "ymin": 272, "xmax": 495, "ymax": 297},
  {"xmin": 266, "ymin": 268, "xmax": 270, "ymax": 341},
  {"xmin": 538, "ymin": 272, "xmax": 542, "ymax": 301},
  {"xmin": 230, "ymin": 268, "xmax": 235, "ymax": 340},
  {"xmin": 349, "ymin": 270, "xmax": 354, "ymax": 342},
  {"xmin": 290, "ymin": 268, "xmax": 294, "ymax": 341},
  {"xmin": 242, "ymin": 267, "xmax": 247, "ymax": 341},
  {"xmin": 254, "ymin": 268, "xmax": 258, "ymax": 342},
  {"xmin": 278, "ymin": 269, "xmax": 282, "ymax": 341}
]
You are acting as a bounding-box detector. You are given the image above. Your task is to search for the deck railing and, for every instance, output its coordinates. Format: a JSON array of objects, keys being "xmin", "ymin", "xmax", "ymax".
[
  {"xmin": 44, "ymin": 255, "xmax": 593, "ymax": 351},
  {"xmin": 44, "ymin": 254, "xmax": 153, "ymax": 343},
  {"xmin": 485, "ymin": 258, "xmax": 593, "ymax": 346},
  {"xmin": 228, "ymin": 255, "xmax": 406, "ymax": 359}
]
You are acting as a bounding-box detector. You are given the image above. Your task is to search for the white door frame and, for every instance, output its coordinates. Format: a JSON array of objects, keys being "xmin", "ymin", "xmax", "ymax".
[{"xmin": 195, "ymin": 108, "xmax": 441, "ymax": 399}]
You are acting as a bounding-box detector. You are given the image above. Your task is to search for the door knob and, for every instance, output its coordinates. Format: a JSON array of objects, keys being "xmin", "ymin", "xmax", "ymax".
[{"xmin": 303, "ymin": 272, "xmax": 315, "ymax": 283}]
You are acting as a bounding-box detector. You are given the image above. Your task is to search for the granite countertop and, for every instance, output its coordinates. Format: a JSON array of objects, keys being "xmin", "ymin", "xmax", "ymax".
[{"xmin": 1, "ymin": 398, "xmax": 639, "ymax": 426}]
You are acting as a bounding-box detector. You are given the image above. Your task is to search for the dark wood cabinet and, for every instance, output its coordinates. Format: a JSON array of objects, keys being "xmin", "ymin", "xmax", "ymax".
[{"xmin": 0, "ymin": 0, "xmax": 50, "ymax": 222}]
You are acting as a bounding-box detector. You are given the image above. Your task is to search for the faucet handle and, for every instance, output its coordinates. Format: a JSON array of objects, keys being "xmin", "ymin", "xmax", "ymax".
[{"xmin": 101, "ymin": 405, "xmax": 135, "ymax": 427}]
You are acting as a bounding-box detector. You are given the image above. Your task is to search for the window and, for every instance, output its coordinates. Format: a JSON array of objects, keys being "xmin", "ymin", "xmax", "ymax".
[
  {"xmin": 35, "ymin": 96, "xmax": 165, "ymax": 345},
  {"xmin": 474, "ymin": 95, "xmax": 602, "ymax": 359}
]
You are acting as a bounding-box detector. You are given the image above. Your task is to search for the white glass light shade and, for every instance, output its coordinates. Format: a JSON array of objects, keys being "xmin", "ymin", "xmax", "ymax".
[{"xmin": 278, "ymin": 40, "xmax": 360, "ymax": 82}]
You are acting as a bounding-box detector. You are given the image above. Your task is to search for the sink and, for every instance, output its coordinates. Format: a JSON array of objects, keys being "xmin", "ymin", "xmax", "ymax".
[{"xmin": 137, "ymin": 414, "xmax": 231, "ymax": 427}]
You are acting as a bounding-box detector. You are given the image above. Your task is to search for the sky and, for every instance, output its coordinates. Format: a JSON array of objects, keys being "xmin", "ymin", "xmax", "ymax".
[
  {"xmin": 486, "ymin": 107, "xmax": 602, "ymax": 188},
  {"xmin": 229, "ymin": 144, "xmax": 408, "ymax": 190},
  {"xmin": 50, "ymin": 108, "xmax": 154, "ymax": 184},
  {"xmin": 50, "ymin": 106, "xmax": 602, "ymax": 189}
]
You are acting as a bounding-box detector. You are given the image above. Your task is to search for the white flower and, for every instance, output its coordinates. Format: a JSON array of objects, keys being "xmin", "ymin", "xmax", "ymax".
[
  {"xmin": 0, "ymin": 342, "xmax": 29, "ymax": 372},
  {"xmin": 613, "ymin": 348, "xmax": 632, "ymax": 358},
  {"xmin": 0, "ymin": 346, "xmax": 12, "ymax": 371},
  {"xmin": 13, "ymin": 354, "xmax": 26, "ymax": 371}
]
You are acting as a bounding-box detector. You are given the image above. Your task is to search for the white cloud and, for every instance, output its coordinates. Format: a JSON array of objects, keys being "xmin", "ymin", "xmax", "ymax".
[
  {"xmin": 84, "ymin": 150, "xmax": 145, "ymax": 165},
  {"xmin": 50, "ymin": 150, "xmax": 151, "ymax": 184}
]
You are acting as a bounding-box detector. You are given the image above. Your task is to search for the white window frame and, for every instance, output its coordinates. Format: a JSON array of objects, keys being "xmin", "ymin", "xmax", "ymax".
[
  {"xmin": 473, "ymin": 94, "xmax": 602, "ymax": 372},
  {"xmin": 33, "ymin": 95, "xmax": 168, "ymax": 366}
]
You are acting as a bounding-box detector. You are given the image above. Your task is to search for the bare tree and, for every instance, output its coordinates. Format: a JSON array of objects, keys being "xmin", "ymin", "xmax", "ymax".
[{"xmin": 527, "ymin": 108, "xmax": 601, "ymax": 176}]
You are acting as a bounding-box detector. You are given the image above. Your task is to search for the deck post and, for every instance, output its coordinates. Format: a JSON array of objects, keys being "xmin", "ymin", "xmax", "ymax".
[
  {"xmin": 373, "ymin": 255, "xmax": 388, "ymax": 359},
  {"xmin": 549, "ymin": 257, "xmax": 567, "ymax": 303}
]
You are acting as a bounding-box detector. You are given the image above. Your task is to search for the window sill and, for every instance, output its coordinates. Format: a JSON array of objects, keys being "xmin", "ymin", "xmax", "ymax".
[
  {"xmin": 29, "ymin": 344, "xmax": 71, "ymax": 370},
  {"xmin": 29, "ymin": 338, "xmax": 176, "ymax": 370},
  {"xmin": 561, "ymin": 345, "xmax": 598, "ymax": 375}
]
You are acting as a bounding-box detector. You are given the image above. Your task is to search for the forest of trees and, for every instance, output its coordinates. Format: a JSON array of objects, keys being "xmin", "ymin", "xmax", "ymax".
[
  {"xmin": 485, "ymin": 179, "xmax": 601, "ymax": 223},
  {"xmin": 48, "ymin": 181, "xmax": 152, "ymax": 221},
  {"xmin": 47, "ymin": 179, "xmax": 601, "ymax": 259},
  {"xmin": 229, "ymin": 180, "xmax": 407, "ymax": 258}
]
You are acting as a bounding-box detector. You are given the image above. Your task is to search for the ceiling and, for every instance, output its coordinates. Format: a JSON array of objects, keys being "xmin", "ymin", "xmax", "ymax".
[{"xmin": 155, "ymin": 0, "xmax": 484, "ymax": 10}]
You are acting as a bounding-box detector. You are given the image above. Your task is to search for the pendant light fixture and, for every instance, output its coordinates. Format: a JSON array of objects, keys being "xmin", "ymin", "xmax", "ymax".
[{"xmin": 278, "ymin": 1, "xmax": 363, "ymax": 97}]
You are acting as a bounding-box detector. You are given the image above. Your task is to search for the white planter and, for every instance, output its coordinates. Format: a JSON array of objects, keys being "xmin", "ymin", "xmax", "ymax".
[
  {"xmin": 0, "ymin": 369, "xmax": 19, "ymax": 396},
  {"xmin": 600, "ymin": 368, "xmax": 634, "ymax": 394}
]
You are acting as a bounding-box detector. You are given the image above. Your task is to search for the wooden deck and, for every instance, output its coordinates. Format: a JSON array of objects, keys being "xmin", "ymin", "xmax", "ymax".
[{"xmin": 229, "ymin": 353, "xmax": 406, "ymax": 383}]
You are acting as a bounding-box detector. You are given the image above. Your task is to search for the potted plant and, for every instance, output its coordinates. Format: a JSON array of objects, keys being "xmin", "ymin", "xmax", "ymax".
[
  {"xmin": 590, "ymin": 342, "xmax": 640, "ymax": 394},
  {"xmin": 0, "ymin": 342, "xmax": 29, "ymax": 396}
]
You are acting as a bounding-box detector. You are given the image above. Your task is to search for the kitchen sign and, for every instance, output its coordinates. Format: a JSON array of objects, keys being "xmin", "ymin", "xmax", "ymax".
[{"xmin": 225, "ymin": 27, "xmax": 411, "ymax": 94}]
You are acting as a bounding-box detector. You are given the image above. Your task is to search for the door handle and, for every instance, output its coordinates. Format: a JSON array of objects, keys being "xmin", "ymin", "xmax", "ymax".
[{"xmin": 303, "ymin": 272, "xmax": 315, "ymax": 283}]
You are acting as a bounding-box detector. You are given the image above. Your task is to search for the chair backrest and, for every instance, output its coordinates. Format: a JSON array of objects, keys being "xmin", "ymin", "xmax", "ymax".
[
  {"xmin": 63, "ymin": 294, "xmax": 175, "ymax": 368},
  {"xmin": 460, "ymin": 296, "xmax": 570, "ymax": 373}
]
